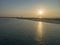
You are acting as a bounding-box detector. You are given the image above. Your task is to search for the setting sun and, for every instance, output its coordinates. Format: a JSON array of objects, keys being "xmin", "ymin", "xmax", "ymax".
[{"xmin": 38, "ymin": 10, "xmax": 44, "ymax": 15}]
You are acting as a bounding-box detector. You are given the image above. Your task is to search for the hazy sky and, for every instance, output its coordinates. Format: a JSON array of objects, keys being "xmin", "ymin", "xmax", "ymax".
[{"xmin": 0, "ymin": 0, "xmax": 60, "ymax": 17}]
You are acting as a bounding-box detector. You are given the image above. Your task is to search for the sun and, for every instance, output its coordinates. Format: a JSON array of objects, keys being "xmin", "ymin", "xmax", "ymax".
[{"xmin": 38, "ymin": 10, "xmax": 44, "ymax": 15}]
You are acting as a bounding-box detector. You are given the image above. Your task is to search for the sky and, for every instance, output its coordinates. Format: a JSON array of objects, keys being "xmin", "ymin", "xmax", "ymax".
[{"xmin": 0, "ymin": 0, "xmax": 60, "ymax": 18}]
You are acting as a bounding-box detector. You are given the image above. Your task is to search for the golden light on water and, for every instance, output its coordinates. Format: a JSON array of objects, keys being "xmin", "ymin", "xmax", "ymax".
[
  {"xmin": 36, "ymin": 22, "xmax": 43, "ymax": 41},
  {"xmin": 35, "ymin": 22, "xmax": 46, "ymax": 45}
]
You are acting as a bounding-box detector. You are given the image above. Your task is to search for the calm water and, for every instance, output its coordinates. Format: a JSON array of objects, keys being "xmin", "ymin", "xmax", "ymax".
[{"xmin": 0, "ymin": 18, "xmax": 60, "ymax": 45}]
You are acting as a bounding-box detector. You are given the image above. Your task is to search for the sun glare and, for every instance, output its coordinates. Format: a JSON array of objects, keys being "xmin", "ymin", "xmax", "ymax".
[{"xmin": 38, "ymin": 10, "xmax": 44, "ymax": 15}]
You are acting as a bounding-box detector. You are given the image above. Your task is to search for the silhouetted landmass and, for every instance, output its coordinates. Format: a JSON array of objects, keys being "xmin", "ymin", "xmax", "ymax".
[
  {"xmin": 16, "ymin": 17, "xmax": 60, "ymax": 24},
  {"xmin": 0, "ymin": 17, "xmax": 60, "ymax": 24}
]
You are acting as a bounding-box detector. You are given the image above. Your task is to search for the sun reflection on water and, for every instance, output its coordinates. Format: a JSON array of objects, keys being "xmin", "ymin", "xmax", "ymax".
[
  {"xmin": 36, "ymin": 22, "xmax": 43, "ymax": 41},
  {"xmin": 35, "ymin": 22, "xmax": 46, "ymax": 45}
]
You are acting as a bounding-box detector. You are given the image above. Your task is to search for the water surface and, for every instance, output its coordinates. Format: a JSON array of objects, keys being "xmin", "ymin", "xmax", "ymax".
[{"xmin": 0, "ymin": 18, "xmax": 60, "ymax": 45}]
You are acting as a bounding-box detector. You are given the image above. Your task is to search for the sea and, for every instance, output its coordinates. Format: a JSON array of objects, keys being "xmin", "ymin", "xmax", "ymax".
[{"xmin": 0, "ymin": 18, "xmax": 60, "ymax": 45}]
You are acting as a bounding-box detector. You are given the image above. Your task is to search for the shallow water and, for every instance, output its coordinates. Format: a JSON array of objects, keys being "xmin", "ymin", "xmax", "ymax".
[{"xmin": 0, "ymin": 18, "xmax": 60, "ymax": 45}]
